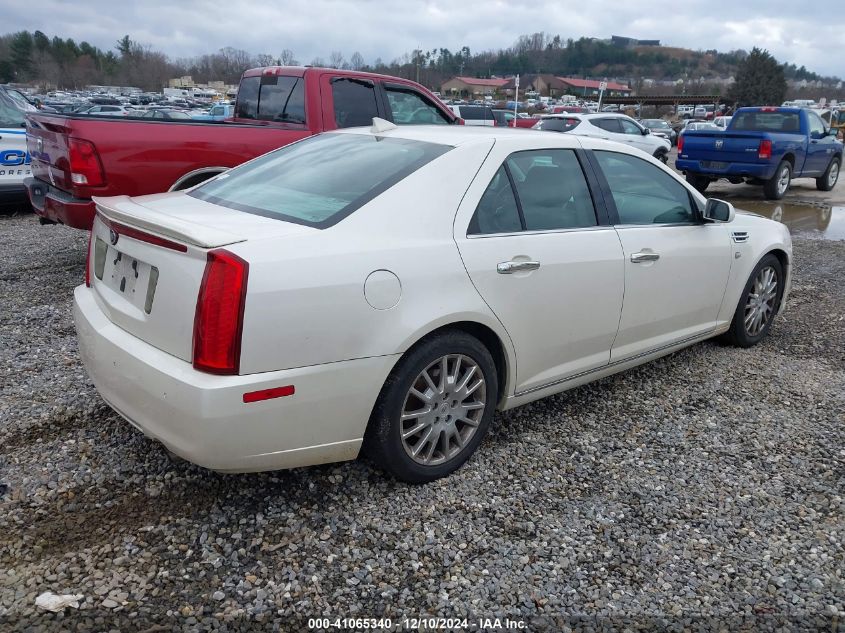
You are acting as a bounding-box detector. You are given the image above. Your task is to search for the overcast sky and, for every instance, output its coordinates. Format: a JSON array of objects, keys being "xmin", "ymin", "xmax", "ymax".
[{"xmin": 5, "ymin": 0, "xmax": 843, "ymax": 77}]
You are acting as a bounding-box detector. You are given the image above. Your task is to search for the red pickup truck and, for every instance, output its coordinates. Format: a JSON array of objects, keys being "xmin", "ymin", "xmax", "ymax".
[{"xmin": 25, "ymin": 66, "xmax": 457, "ymax": 229}]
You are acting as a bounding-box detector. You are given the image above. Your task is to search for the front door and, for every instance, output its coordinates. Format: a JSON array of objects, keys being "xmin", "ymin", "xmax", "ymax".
[
  {"xmin": 455, "ymin": 147, "xmax": 625, "ymax": 393},
  {"xmin": 805, "ymin": 110, "xmax": 837, "ymax": 176},
  {"xmin": 590, "ymin": 149, "xmax": 732, "ymax": 361}
]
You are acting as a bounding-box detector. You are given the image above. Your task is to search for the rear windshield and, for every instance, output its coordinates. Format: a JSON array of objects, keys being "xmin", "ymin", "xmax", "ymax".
[
  {"xmin": 190, "ymin": 133, "xmax": 451, "ymax": 228},
  {"xmin": 732, "ymin": 111, "xmax": 801, "ymax": 132},
  {"xmin": 235, "ymin": 75, "xmax": 306, "ymax": 124},
  {"xmin": 534, "ymin": 118, "xmax": 580, "ymax": 132}
]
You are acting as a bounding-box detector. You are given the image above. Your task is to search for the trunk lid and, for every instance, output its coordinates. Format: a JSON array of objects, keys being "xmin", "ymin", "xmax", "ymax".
[
  {"xmin": 680, "ymin": 131, "xmax": 768, "ymax": 166},
  {"xmin": 89, "ymin": 192, "xmax": 316, "ymax": 363}
]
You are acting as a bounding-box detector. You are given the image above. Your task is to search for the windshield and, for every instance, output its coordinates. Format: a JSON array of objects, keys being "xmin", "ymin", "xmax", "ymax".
[{"xmin": 190, "ymin": 133, "xmax": 451, "ymax": 228}]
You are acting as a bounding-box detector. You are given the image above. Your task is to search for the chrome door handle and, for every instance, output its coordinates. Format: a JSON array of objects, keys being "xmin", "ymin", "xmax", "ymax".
[
  {"xmin": 630, "ymin": 252, "xmax": 660, "ymax": 263},
  {"xmin": 497, "ymin": 260, "xmax": 540, "ymax": 274}
]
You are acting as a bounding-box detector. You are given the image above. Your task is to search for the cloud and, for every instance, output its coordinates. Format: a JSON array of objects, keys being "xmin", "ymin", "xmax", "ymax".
[{"xmin": 3, "ymin": 0, "xmax": 841, "ymax": 76}]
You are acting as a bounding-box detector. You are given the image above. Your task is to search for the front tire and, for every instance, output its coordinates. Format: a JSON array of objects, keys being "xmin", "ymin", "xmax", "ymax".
[
  {"xmin": 764, "ymin": 161, "xmax": 791, "ymax": 200},
  {"xmin": 816, "ymin": 157, "xmax": 840, "ymax": 191},
  {"xmin": 724, "ymin": 254, "xmax": 784, "ymax": 347},
  {"xmin": 365, "ymin": 331, "xmax": 498, "ymax": 483}
]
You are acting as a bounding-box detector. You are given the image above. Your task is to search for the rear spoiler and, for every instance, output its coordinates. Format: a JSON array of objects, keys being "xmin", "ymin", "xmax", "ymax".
[{"xmin": 93, "ymin": 195, "xmax": 246, "ymax": 249}]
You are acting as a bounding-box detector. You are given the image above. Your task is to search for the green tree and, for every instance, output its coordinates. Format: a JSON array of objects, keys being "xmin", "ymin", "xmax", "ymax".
[
  {"xmin": 10, "ymin": 31, "xmax": 34, "ymax": 77},
  {"xmin": 728, "ymin": 47, "xmax": 787, "ymax": 106}
]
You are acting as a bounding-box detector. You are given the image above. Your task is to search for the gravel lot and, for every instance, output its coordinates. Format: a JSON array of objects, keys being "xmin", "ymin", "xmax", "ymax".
[{"xmin": 0, "ymin": 209, "xmax": 843, "ymax": 632}]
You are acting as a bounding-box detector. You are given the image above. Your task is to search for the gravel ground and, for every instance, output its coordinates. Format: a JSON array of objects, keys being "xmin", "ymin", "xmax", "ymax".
[{"xmin": 0, "ymin": 211, "xmax": 843, "ymax": 632}]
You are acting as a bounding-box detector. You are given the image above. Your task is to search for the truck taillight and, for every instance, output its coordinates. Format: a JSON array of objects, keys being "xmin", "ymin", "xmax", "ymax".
[
  {"xmin": 68, "ymin": 138, "xmax": 105, "ymax": 187},
  {"xmin": 457, "ymin": 118, "xmax": 466, "ymax": 125},
  {"xmin": 758, "ymin": 139, "xmax": 772, "ymax": 160},
  {"xmin": 677, "ymin": 135, "xmax": 684, "ymax": 153},
  {"xmin": 193, "ymin": 249, "xmax": 249, "ymax": 375}
]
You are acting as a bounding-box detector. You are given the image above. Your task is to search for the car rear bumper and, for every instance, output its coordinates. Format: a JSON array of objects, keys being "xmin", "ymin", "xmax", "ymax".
[
  {"xmin": 0, "ymin": 182, "xmax": 28, "ymax": 203},
  {"xmin": 73, "ymin": 284, "xmax": 399, "ymax": 473},
  {"xmin": 25, "ymin": 177, "xmax": 96, "ymax": 230},
  {"xmin": 675, "ymin": 159, "xmax": 776, "ymax": 180}
]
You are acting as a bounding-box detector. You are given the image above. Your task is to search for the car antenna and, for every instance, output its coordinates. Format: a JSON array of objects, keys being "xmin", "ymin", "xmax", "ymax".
[{"xmin": 371, "ymin": 117, "xmax": 397, "ymax": 134}]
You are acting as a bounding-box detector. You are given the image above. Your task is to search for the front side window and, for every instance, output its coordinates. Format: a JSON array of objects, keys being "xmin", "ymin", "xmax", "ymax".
[
  {"xmin": 332, "ymin": 78, "xmax": 379, "ymax": 128},
  {"xmin": 386, "ymin": 88, "xmax": 450, "ymax": 125},
  {"xmin": 619, "ymin": 119, "xmax": 643, "ymax": 135},
  {"xmin": 595, "ymin": 150, "xmax": 695, "ymax": 225},
  {"xmin": 191, "ymin": 133, "xmax": 450, "ymax": 228},
  {"xmin": 807, "ymin": 111, "xmax": 825, "ymax": 137}
]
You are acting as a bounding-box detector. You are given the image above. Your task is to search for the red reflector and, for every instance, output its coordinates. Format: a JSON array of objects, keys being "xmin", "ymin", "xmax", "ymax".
[
  {"xmin": 193, "ymin": 249, "xmax": 249, "ymax": 375},
  {"xmin": 85, "ymin": 229, "xmax": 93, "ymax": 287},
  {"xmin": 68, "ymin": 138, "xmax": 105, "ymax": 187},
  {"xmin": 758, "ymin": 139, "xmax": 772, "ymax": 160},
  {"xmin": 243, "ymin": 385, "xmax": 295, "ymax": 403},
  {"xmin": 98, "ymin": 214, "xmax": 188, "ymax": 252}
]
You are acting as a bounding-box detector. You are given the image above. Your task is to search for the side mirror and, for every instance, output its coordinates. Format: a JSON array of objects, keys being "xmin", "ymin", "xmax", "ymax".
[
  {"xmin": 703, "ymin": 198, "xmax": 735, "ymax": 223},
  {"xmin": 642, "ymin": 127, "xmax": 650, "ymax": 135}
]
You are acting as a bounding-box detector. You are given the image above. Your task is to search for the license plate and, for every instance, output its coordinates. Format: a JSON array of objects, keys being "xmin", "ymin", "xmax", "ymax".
[
  {"xmin": 100, "ymin": 241, "xmax": 158, "ymax": 313},
  {"xmin": 702, "ymin": 161, "xmax": 728, "ymax": 170}
]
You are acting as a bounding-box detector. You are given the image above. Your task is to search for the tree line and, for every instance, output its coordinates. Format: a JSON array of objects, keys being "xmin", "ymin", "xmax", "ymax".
[{"xmin": 0, "ymin": 29, "xmax": 838, "ymax": 97}]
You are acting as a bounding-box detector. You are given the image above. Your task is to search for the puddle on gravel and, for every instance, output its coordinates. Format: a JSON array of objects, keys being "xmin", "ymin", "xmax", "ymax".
[{"xmin": 735, "ymin": 202, "xmax": 845, "ymax": 240}]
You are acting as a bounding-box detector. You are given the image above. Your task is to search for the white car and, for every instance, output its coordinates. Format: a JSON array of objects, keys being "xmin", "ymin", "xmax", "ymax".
[
  {"xmin": 0, "ymin": 87, "xmax": 35, "ymax": 203},
  {"xmin": 533, "ymin": 113, "xmax": 672, "ymax": 162},
  {"xmin": 712, "ymin": 116, "xmax": 733, "ymax": 130},
  {"xmin": 75, "ymin": 122, "xmax": 792, "ymax": 482},
  {"xmin": 81, "ymin": 105, "xmax": 130, "ymax": 116}
]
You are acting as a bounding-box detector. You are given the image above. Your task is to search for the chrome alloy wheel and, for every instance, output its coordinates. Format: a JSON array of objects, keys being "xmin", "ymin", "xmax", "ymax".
[
  {"xmin": 828, "ymin": 161, "xmax": 840, "ymax": 188},
  {"xmin": 400, "ymin": 354, "xmax": 486, "ymax": 466},
  {"xmin": 744, "ymin": 265, "xmax": 778, "ymax": 336},
  {"xmin": 777, "ymin": 165, "xmax": 790, "ymax": 196}
]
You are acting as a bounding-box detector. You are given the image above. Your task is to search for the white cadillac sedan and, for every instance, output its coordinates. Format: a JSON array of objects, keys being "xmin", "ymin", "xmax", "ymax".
[{"xmin": 75, "ymin": 122, "xmax": 792, "ymax": 483}]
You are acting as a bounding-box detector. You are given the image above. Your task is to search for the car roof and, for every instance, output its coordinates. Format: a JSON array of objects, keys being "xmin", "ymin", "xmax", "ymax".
[{"xmin": 334, "ymin": 123, "xmax": 579, "ymax": 148}]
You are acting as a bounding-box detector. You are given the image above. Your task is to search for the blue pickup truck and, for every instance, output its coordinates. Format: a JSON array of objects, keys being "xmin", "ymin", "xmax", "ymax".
[{"xmin": 676, "ymin": 107, "xmax": 842, "ymax": 199}]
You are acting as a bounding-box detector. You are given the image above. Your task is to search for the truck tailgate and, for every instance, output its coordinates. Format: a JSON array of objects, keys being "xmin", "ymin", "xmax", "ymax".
[
  {"xmin": 680, "ymin": 132, "xmax": 766, "ymax": 166},
  {"xmin": 26, "ymin": 114, "xmax": 75, "ymax": 191}
]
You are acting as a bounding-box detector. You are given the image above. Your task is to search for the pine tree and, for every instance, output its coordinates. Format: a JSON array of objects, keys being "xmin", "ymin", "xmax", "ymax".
[{"xmin": 729, "ymin": 48, "xmax": 787, "ymax": 107}]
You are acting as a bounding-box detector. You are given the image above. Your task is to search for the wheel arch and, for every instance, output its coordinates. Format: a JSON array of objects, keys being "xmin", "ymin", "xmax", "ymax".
[
  {"xmin": 391, "ymin": 320, "xmax": 514, "ymax": 408},
  {"xmin": 781, "ymin": 153, "xmax": 795, "ymax": 169},
  {"xmin": 765, "ymin": 247, "xmax": 791, "ymax": 315},
  {"xmin": 169, "ymin": 166, "xmax": 229, "ymax": 192}
]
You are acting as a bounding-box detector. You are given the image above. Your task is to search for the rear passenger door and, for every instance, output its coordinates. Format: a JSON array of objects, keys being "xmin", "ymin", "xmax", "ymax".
[{"xmin": 455, "ymin": 146, "xmax": 625, "ymax": 393}]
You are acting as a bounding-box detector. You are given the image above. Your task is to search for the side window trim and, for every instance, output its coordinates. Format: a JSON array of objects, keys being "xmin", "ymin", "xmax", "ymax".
[{"xmin": 502, "ymin": 162, "xmax": 527, "ymax": 231}]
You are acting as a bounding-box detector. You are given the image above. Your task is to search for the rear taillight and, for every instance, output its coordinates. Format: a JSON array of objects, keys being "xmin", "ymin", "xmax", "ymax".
[
  {"xmin": 456, "ymin": 118, "xmax": 466, "ymax": 125},
  {"xmin": 677, "ymin": 135, "xmax": 684, "ymax": 153},
  {"xmin": 68, "ymin": 138, "xmax": 105, "ymax": 187},
  {"xmin": 193, "ymin": 249, "xmax": 249, "ymax": 375},
  {"xmin": 85, "ymin": 230, "xmax": 93, "ymax": 287},
  {"xmin": 758, "ymin": 139, "xmax": 772, "ymax": 160}
]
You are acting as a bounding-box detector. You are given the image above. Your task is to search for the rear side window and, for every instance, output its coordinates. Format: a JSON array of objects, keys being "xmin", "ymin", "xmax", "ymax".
[
  {"xmin": 507, "ymin": 150, "xmax": 597, "ymax": 231},
  {"xmin": 385, "ymin": 87, "xmax": 450, "ymax": 125},
  {"xmin": 534, "ymin": 118, "xmax": 580, "ymax": 132},
  {"xmin": 190, "ymin": 133, "xmax": 450, "ymax": 228},
  {"xmin": 593, "ymin": 118, "xmax": 622, "ymax": 133},
  {"xmin": 332, "ymin": 78, "xmax": 379, "ymax": 128},
  {"xmin": 594, "ymin": 151, "xmax": 695, "ymax": 225},
  {"xmin": 467, "ymin": 166, "xmax": 522, "ymax": 235},
  {"xmin": 236, "ymin": 75, "xmax": 306, "ymax": 123},
  {"xmin": 732, "ymin": 111, "xmax": 801, "ymax": 132}
]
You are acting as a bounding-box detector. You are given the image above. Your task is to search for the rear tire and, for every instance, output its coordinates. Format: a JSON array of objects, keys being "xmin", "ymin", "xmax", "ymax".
[
  {"xmin": 816, "ymin": 157, "xmax": 840, "ymax": 191},
  {"xmin": 365, "ymin": 331, "xmax": 498, "ymax": 483},
  {"xmin": 723, "ymin": 254, "xmax": 784, "ymax": 347},
  {"xmin": 685, "ymin": 173, "xmax": 710, "ymax": 193},
  {"xmin": 763, "ymin": 161, "xmax": 791, "ymax": 200}
]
